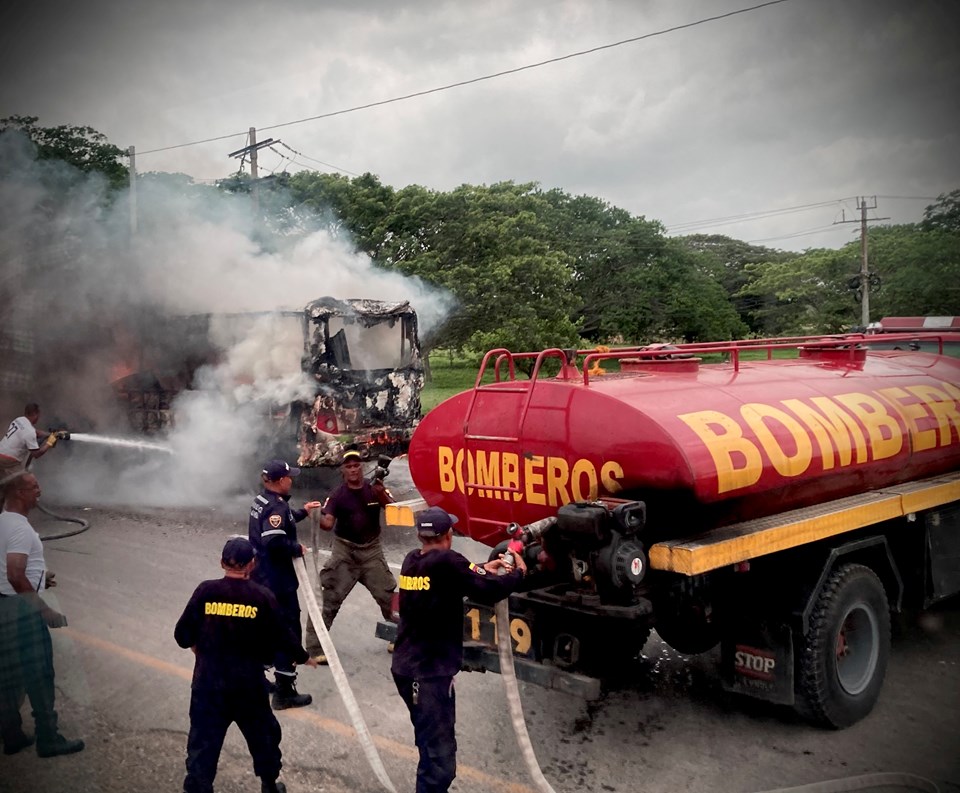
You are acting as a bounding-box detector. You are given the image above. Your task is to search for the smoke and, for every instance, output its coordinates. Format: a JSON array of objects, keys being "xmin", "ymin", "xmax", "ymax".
[{"xmin": 0, "ymin": 131, "xmax": 452, "ymax": 507}]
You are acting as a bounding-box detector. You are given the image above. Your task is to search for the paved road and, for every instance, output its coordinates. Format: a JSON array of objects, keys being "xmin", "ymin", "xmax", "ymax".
[{"xmin": 3, "ymin": 467, "xmax": 959, "ymax": 793}]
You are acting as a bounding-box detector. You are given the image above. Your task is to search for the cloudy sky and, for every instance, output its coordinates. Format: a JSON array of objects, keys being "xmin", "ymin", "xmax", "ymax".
[{"xmin": 3, "ymin": 0, "xmax": 959, "ymax": 251}]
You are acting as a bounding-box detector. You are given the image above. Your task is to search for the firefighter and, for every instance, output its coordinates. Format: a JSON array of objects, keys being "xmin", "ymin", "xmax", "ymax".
[
  {"xmin": 391, "ymin": 507, "xmax": 526, "ymax": 793},
  {"xmin": 174, "ymin": 537, "xmax": 317, "ymax": 793},
  {"xmin": 248, "ymin": 460, "xmax": 322, "ymax": 709},
  {"xmin": 0, "ymin": 403, "xmax": 58, "ymax": 487},
  {"xmin": 305, "ymin": 449, "xmax": 397, "ymax": 664}
]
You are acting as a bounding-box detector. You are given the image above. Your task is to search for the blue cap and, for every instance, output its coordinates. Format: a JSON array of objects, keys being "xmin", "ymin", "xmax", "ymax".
[
  {"xmin": 222, "ymin": 537, "xmax": 255, "ymax": 567},
  {"xmin": 262, "ymin": 459, "xmax": 300, "ymax": 480},
  {"xmin": 416, "ymin": 507, "xmax": 458, "ymax": 538}
]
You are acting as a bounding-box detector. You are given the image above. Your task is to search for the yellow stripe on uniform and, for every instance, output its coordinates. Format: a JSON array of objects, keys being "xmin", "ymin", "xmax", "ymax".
[{"xmin": 649, "ymin": 471, "xmax": 960, "ymax": 576}]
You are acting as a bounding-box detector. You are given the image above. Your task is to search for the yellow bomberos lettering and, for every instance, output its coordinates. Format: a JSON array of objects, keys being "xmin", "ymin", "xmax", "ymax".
[
  {"xmin": 677, "ymin": 410, "xmax": 763, "ymax": 494},
  {"xmin": 741, "ymin": 403, "xmax": 813, "ymax": 478},
  {"xmin": 877, "ymin": 387, "xmax": 937, "ymax": 452},
  {"xmin": 398, "ymin": 575, "xmax": 431, "ymax": 591},
  {"xmin": 435, "ymin": 446, "xmax": 625, "ymax": 508},
  {"xmin": 833, "ymin": 392, "xmax": 902, "ymax": 460},
  {"xmin": 679, "ymin": 380, "xmax": 959, "ymax": 495},
  {"xmin": 905, "ymin": 384, "xmax": 960, "ymax": 447},
  {"xmin": 203, "ymin": 602, "xmax": 257, "ymax": 618},
  {"xmin": 781, "ymin": 398, "xmax": 864, "ymax": 469},
  {"xmin": 474, "ymin": 450, "xmax": 500, "ymax": 499}
]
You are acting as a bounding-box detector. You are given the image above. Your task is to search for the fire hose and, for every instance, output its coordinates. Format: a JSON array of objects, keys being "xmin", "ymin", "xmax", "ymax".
[
  {"xmin": 493, "ymin": 523, "xmax": 939, "ymax": 793},
  {"xmin": 36, "ymin": 502, "xmax": 90, "ymax": 541},
  {"xmin": 292, "ymin": 554, "xmax": 398, "ymax": 793}
]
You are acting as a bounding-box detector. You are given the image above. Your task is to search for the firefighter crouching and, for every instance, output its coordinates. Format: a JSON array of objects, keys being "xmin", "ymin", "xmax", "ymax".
[
  {"xmin": 391, "ymin": 507, "xmax": 526, "ymax": 793},
  {"xmin": 174, "ymin": 537, "xmax": 317, "ymax": 793}
]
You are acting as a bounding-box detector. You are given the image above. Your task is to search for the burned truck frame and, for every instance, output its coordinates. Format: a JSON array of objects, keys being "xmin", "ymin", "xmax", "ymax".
[
  {"xmin": 295, "ymin": 297, "xmax": 423, "ymax": 465},
  {"xmin": 113, "ymin": 297, "xmax": 423, "ymax": 467}
]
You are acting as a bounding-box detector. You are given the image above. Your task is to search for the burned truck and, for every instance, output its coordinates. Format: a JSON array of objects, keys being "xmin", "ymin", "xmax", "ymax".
[{"xmin": 112, "ymin": 297, "xmax": 424, "ymax": 468}]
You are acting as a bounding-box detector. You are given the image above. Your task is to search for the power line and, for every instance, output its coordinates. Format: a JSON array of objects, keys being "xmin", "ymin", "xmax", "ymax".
[
  {"xmin": 135, "ymin": 0, "xmax": 794, "ymax": 157},
  {"xmin": 666, "ymin": 198, "xmax": 852, "ymax": 233},
  {"xmin": 278, "ymin": 142, "xmax": 359, "ymax": 177}
]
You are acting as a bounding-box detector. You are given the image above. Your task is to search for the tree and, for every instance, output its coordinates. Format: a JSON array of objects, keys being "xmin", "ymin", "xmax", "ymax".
[
  {"xmin": 920, "ymin": 189, "xmax": 960, "ymax": 234},
  {"xmin": 0, "ymin": 115, "xmax": 128, "ymax": 189},
  {"xmin": 676, "ymin": 234, "xmax": 798, "ymax": 335}
]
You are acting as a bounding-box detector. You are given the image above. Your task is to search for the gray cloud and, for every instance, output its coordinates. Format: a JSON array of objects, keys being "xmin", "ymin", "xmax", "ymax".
[{"xmin": 2, "ymin": 0, "xmax": 959, "ymax": 251}]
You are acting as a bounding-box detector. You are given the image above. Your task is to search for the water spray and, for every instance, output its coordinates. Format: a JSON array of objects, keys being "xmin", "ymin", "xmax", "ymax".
[{"xmin": 67, "ymin": 432, "xmax": 175, "ymax": 454}]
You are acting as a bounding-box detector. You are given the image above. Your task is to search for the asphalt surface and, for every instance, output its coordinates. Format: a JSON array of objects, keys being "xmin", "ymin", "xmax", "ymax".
[{"xmin": 1, "ymin": 458, "xmax": 958, "ymax": 793}]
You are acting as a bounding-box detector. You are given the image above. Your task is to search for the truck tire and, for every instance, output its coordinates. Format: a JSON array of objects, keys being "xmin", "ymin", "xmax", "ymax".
[{"xmin": 796, "ymin": 563, "xmax": 890, "ymax": 728}]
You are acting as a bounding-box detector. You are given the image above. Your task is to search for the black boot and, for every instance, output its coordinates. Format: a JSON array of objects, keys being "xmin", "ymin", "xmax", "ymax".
[
  {"xmin": 261, "ymin": 780, "xmax": 287, "ymax": 793},
  {"xmin": 271, "ymin": 675, "xmax": 311, "ymax": 711},
  {"xmin": 2, "ymin": 730, "xmax": 35, "ymax": 755},
  {"xmin": 36, "ymin": 732, "xmax": 85, "ymax": 758}
]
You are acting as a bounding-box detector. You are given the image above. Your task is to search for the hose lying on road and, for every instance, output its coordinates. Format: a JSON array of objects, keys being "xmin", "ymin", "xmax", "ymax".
[
  {"xmin": 494, "ymin": 598, "xmax": 938, "ymax": 793},
  {"xmin": 36, "ymin": 502, "xmax": 90, "ymax": 541},
  {"xmin": 495, "ymin": 597, "xmax": 557, "ymax": 793},
  {"xmin": 293, "ymin": 555, "xmax": 397, "ymax": 793}
]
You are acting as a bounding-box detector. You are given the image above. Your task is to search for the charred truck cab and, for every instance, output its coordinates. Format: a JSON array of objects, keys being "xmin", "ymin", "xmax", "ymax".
[
  {"xmin": 295, "ymin": 297, "xmax": 423, "ymax": 466},
  {"xmin": 384, "ymin": 332, "xmax": 960, "ymax": 727},
  {"xmin": 113, "ymin": 296, "xmax": 423, "ymax": 470}
]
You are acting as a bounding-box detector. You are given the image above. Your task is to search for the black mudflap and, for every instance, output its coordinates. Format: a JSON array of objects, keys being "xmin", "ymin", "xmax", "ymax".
[{"xmin": 721, "ymin": 620, "xmax": 795, "ymax": 705}]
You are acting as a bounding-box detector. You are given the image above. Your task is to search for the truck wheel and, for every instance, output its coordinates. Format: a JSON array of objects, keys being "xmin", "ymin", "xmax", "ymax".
[{"xmin": 796, "ymin": 563, "xmax": 890, "ymax": 728}]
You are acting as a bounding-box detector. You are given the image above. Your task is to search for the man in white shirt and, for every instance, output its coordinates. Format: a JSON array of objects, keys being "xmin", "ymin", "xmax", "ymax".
[
  {"xmin": 0, "ymin": 403, "xmax": 57, "ymax": 487},
  {"xmin": 0, "ymin": 471, "xmax": 84, "ymax": 757}
]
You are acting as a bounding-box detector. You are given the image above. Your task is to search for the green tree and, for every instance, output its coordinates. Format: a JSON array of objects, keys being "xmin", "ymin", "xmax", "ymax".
[
  {"xmin": 677, "ymin": 234, "xmax": 797, "ymax": 335},
  {"xmin": 0, "ymin": 115, "xmax": 129, "ymax": 189},
  {"xmin": 868, "ymin": 224, "xmax": 960, "ymax": 317},
  {"xmin": 920, "ymin": 189, "xmax": 960, "ymax": 233}
]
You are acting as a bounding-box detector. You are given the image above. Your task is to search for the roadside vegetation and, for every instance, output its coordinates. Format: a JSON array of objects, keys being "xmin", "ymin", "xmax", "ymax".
[{"xmin": 4, "ymin": 116, "xmax": 959, "ymax": 376}]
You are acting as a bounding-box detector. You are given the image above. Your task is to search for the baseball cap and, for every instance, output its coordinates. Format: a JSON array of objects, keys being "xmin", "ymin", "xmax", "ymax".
[
  {"xmin": 262, "ymin": 459, "xmax": 300, "ymax": 480},
  {"xmin": 416, "ymin": 506, "xmax": 458, "ymax": 538},
  {"xmin": 341, "ymin": 449, "xmax": 362, "ymax": 464},
  {"xmin": 222, "ymin": 537, "xmax": 255, "ymax": 567}
]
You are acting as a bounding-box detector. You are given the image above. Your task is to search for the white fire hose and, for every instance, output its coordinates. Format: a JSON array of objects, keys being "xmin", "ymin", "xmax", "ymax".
[
  {"xmin": 493, "ymin": 592, "xmax": 938, "ymax": 793},
  {"xmin": 293, "ymin": 555, "xmax": 397, "ymax": 793}
]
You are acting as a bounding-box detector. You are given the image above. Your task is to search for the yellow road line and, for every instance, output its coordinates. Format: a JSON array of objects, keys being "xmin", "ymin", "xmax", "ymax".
[
  {"xmin": 66, "ymin": 628, "xmax": 536, "ymax": 793},
  {"xmin": 649, "ymin": 471, "xmax": 960, "ymax": 576}
]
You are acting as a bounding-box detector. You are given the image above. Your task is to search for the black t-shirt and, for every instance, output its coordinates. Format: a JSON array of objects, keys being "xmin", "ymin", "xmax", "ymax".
[
  {"xmin": 391, "ymin": 547, "xmax": 523, "ymax": 679},
  {"xmin": 174, "ymin": 576, "xmax": 308, "ymax": 690},
  {"xmin": 322, "ymin": 481, "xmax": 385, "ymax": 545}
]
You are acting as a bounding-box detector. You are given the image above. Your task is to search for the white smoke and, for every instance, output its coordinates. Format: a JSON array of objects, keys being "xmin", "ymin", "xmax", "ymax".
[{"xmin": 0, "ymin": 131, "xmax": 452, "ymax": 507}]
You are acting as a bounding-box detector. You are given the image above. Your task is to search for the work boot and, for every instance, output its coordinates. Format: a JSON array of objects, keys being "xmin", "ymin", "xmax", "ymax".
[
  {"xmin": 261, "ymin": 780, "xmax": 287, "ymax": 793},
  {"xmin": 271, "ymin": 675, "xmax": 312, "ymax": 710},
  {"xmin": 36, "ymin": 733, "xmax": 85, "ymax": 758},
  {"xmin": 2, "ymin": 730, "xmax": 35, "ymax": 755}
]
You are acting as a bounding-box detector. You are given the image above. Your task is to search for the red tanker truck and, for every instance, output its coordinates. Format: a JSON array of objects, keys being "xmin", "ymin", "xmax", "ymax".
[{"xmin": 382, "ymin": 332, "xmax": 960, "ymax": 728}]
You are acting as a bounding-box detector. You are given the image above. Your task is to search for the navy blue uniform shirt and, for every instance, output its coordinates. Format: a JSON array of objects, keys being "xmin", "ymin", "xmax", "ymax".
[
  {"xmin": 174, "ymin": 576, "xmax": 308, "ymax": 690},
  {"xmin": 391, "ymin": 547, "xmax": 523, "ymax": 679},
  {"xmin": 248, "ymin": 490, "xmax": 307, "ymax": 593}
]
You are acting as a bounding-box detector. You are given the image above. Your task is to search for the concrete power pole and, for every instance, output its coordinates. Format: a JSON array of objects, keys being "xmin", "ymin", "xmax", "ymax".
[
  {"xmin": 227, "ymin": 130, "xmax": 277, "ymax": 217},
  {"xmin": 834, "ymin": 196, "xmax": 889, "ymax": 329},
  {"xmin": 128, "ymin": 145, "xmax": 137, "ymax": 237},
  {"xmin": 249, "ymin": 127, "xmax": 259, "ymax": 215}
]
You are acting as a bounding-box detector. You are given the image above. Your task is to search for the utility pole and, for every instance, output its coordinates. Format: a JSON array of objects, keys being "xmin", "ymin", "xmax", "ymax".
[
  {"xmin": 227, "ymin": 130, "xmax": 277, "ymax": 217},
  {"xmin": 127, "ymin": 145, "xmax": 137, "ymax": 237},
  {"xmin": 249, "ymin": 127, "xmax": 259, "ymax": 214},
  {"xmin": 834, "ymin": 196, "xmax": 889, "ymax": 328}
]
